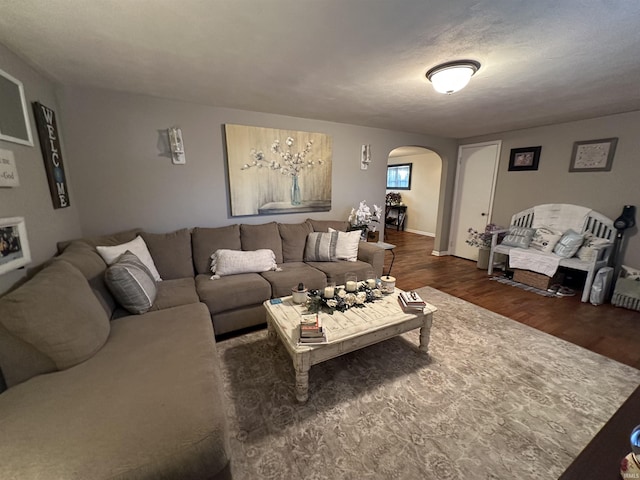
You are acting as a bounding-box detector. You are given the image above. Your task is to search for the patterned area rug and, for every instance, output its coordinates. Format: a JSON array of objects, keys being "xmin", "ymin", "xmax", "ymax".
[{"xmin": 217, "ymin": 286, "xmax": 640, "ymax": 479}]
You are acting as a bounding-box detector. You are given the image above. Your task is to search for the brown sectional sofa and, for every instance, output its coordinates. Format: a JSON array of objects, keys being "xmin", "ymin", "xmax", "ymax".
[{"xmin": 0, "ymin": 219, "xmax": 384, "ymax": 479}]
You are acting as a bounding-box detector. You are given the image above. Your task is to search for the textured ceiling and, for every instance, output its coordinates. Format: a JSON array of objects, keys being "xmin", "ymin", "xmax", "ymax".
[{"xmin": 1, "ymin": 0, "xmax": 640, "ymax": 139}]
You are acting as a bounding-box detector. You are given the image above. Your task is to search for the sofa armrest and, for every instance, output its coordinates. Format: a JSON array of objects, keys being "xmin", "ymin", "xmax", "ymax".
[{"xmin": 357, "ymin": 242, "xmax": 385, "ymax": 278}]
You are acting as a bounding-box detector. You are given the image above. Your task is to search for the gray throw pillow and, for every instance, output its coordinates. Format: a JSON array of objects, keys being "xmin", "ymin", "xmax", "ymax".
[
  {"xmin": 105, "ymin": 251, "xmax": 157, "ymax": 314},
  {"xmin": 553, "ymin": 229, "xmax": 584, "ymax": 258},
  {"xmin": 304, "ymin": 232, "xmax": 338, "ymax": 262},
  {"xmin": 501, "ymin": 226, "xmax": 536, "ymax": 248}
]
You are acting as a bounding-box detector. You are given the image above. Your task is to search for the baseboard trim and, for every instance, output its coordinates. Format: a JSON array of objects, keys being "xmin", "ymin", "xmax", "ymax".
[
  {"xmin": 431, "ymin": 250, "xmax": 449, "ymax": 257},
  {"xmin": 405, "ymin": 228, "xmax": 435, "ymax": 237}
]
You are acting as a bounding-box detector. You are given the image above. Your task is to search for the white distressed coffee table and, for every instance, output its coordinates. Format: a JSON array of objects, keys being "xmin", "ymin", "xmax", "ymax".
[{"xmin": 265, "ymin": 289, "xmax": 437, "ymax": 403}]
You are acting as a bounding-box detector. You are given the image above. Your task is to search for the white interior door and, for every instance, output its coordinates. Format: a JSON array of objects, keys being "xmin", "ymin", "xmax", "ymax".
[{"xmin": 450, "ymin": 141, "xmax": 501, "ymax": 261}]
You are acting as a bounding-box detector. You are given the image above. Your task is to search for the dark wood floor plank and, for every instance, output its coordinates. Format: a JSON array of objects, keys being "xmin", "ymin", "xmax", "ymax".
[{"xmin": 383, "ymin": 229, "xmax": 640, "ymax": 369}]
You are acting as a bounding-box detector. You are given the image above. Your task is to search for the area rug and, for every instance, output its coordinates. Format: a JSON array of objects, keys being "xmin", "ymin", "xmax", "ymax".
[{"xmin": 217, "ymin": 287, "xmax": 640, "ymax": 479}]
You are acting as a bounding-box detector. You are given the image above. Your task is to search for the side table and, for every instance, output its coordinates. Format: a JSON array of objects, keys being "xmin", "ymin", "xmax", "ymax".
[{"xmin": 373, "ymin": 241, "xmax": 396, "ymax": 277}]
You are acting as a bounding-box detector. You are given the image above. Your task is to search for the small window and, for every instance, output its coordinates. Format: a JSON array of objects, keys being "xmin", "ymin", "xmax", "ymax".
[{"xmin": 386, "ymin": 163, "xmax": 412, "ymax": 190}]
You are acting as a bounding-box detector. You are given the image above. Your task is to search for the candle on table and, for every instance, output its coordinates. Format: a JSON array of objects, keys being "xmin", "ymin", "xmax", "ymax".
[
  {"xmin": 323, "ymin": 286, "xmax": 335, "ymax": 298},
  {"xmin": 366, "ymin": 278, "xmax": 376, "ymax": 288},
  {"xmin": 345, "ymin": 281, "xmax": 357, "ymax": 292}
]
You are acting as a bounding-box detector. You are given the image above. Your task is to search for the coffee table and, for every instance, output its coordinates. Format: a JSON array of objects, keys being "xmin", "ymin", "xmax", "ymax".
[{"xmin": 265, "ymin": 289, "xmax": 437, "ymax": 403}]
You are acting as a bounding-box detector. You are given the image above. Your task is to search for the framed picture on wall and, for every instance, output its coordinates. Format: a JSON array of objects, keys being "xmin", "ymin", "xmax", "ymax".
[
  {"xmin": 0, "ymin": 217, "xmax": 31, "ymax": 275},
  {"xmin": 508, "ymin": 146, "xmax": 541, "ymax": 171},
  {"xmin": 0, "ymin": 68, "xmax": 34, "ymax": 146},
  {"xmin": 569, "ymin": 137, "xmax": 618, "ymax": 172}
]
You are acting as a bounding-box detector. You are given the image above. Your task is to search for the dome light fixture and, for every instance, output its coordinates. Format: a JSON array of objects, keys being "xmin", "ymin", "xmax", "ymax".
[{"xmin": 426, "ymin": 60, "xmax": 481, "ymax": 94}]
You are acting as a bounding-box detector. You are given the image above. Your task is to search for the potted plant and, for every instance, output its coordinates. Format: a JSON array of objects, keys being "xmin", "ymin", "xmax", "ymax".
[
  {"xmin": 466, "ymin": 223, "xmax": 504, "ymax": 269},
  {"xmin": 348, "ymin": 201, "xmax": 383, "ymax": 241}
]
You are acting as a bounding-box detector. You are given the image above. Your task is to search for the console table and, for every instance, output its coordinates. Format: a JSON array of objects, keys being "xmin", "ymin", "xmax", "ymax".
[{"xmin": 385, "ymin": 204, "xmax": 407, "ymax": 231}]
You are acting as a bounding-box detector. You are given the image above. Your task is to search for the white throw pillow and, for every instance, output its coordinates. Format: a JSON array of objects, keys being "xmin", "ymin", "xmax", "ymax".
[
  {"xmin": 576, "ymin": 234, "xmax": 610, "ymax": 263},
  {"xmin": 328, "ymin": 228, "xmax": 360, "ymax": 262},
  {"xmin": 210, "ymin": 249, "xmax": 278, "ymax": 277},
  {"xmin": 96, "ymin": 236, "xmax": 162, "ymax": 281},
  {"xmin": 529, "ymin": 226, "xmax": 563, "ymax": 254}
]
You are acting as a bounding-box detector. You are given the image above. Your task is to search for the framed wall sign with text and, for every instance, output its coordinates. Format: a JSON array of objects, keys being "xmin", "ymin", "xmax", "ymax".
[
  {"xmin": 32, "ymin": 102, "xmax": 70, "ymax": 208},
  {"xmin": 569, "ymin": 137, "xmax": 618, "ymax": 172}
]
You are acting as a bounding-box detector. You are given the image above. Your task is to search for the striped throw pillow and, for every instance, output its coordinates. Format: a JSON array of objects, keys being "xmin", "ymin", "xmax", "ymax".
[
  {"xmin": 304, "ymin": 232, "xmax": 338, "ymax": 262},
  {"xmin": 105, "ymin": 251, "xmax": 157, "ymax": 314}
]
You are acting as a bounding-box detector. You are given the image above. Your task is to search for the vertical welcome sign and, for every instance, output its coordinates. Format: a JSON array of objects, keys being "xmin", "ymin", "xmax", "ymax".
[{"xmin": 32, "ymin": 102, "xmax": 70, "ymax": 208}]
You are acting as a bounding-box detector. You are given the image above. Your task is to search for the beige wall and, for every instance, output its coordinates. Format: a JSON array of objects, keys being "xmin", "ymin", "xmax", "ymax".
[
  {"xmin": 387, "ymin": 151, "xmax": 442, "ymax": 236},
  {"xmin": 56, "ymin": 86, "xmax": 458, "ymax": 250},
  {"xmin": 462, "ymin": 110, "xmax": 640, "ymax": 267},
  {"xmin": 0, "ymin": 44, "xmax": 82, "ymax": 294}
]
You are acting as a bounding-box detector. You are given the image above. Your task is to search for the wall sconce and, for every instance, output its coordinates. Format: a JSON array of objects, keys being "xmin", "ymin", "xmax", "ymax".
[
  {"xmin": 167, "ymin": 127, "xmax": 186, "ymax": 164},
  {"xmin": 361, "ymin": 144, "xmax": 371, "ymax": 170}
]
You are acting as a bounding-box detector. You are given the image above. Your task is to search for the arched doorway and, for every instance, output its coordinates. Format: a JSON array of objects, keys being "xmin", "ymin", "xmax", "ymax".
[{"xmin": 386, "ymin": 146, "xmax": 442, "ymax": 246}]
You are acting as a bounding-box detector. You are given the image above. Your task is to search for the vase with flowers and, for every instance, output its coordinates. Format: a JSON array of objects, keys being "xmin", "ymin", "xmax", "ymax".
[
  {"xmin": 348, "ymin": 200, "xmax": 383, "ymax": 241},
  {"xmin": 465, "ymin": 223, "xmax": 505, "ymax": 269}
]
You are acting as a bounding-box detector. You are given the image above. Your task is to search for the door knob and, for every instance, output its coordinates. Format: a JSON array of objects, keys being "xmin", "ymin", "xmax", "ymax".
[{"xmin": 481, "ymin": 212, "xmax": 487, "ymax": 216}]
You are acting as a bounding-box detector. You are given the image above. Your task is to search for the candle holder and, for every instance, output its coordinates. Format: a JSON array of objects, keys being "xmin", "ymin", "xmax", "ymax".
[
  {"xmin": 323, "ymin": 282, "xmax": 336, "ymax": 298},
  {"xmin": 345, "ymin": 273, "xmax": 358, "ymax": 292}
]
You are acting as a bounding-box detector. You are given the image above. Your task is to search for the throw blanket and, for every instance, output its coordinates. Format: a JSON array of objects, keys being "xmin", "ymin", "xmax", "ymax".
[
  {"xmin": 532, "ymin": 204, "xmax": 591, "ymax": 233},
  {"xmin": 509, "ymin": 248, "xmax": 561, "ymax": 277}
]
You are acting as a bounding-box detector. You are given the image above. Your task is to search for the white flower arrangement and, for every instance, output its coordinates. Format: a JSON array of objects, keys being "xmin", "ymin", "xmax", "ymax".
[{"xmin": 348, "ymin": 200, "xmax": 383, "ymax": 232}]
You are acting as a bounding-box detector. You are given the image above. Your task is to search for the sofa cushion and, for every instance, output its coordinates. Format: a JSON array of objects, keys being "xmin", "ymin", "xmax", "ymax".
[
  {"xmin": 105, "ymin": 251, "xmax": 157, "ymax": 314},
  {"xmin": 553, "ymin": 229, "xmax": 584, "ymax": 258},
  {"xmin": 501, "ymin": 226, "xmax": 536, "ymax": 248},
  {"xmin": 307, "ymin": 218, "xmax": 349, "ymax": 232},
  {"xmin": 192, "ymin": 225, "xmax": 241, "ymax": 275},
  {"xmin": 0, "ymin": 260, "xmax": 110, "ymax": 387},
  {"xmin": 56, "ymin": 240, "xmax": 115, "ymax": 318},
  {"xmin": 278, "ymin": 221, "xmax": 313, "ymax": 262},
  {"xmin": 0, "ymin": 303, "xmax": 230, "ymax": 479},
  {"xmin": 529, "ymin": 226, "xmax": 563, "ymax": 254},
  {"xmin": 211, "ymin": 249, "xmax": 279, "ymax": 277},
  {"xmin": 261, "ymin": 262, "xmax": 327, "ymax": 298},
  {"xmin": 56, "ymin": 228, "xmax": 142, "ymax": 254},
  {"xmin": 304, "ymin": 231, "xmax": 338, "ymax": 262},
  {"xmin": 152, "ymin": 277, "xmax": 200, "ymax": 310},
  {"xmin": 329, "ymin": 227, "xmax": 361, "ymax": 261},
  {"xmin": 306, "ymin": 260, "xmax": 376, "ymax": 286},
  {"xmin": 141, "ymin": 228, "xmax": 194, "ymax": 280},
  {"xmin": 240, "ymin": 222, "xmax": 284, "ymax": 264},
  {"xmin": 96, "ymin": 236, "xmax": 162, "ymax": 281},
  {"xmin": 196, "ymin": 273, "xmax": 271, "ymax": 314}
]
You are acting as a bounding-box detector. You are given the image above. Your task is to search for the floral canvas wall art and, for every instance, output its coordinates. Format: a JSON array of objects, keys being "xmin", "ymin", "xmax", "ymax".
[{"xmin": 225, "ymin": 124, "xmax": 332, "ymax": 216}]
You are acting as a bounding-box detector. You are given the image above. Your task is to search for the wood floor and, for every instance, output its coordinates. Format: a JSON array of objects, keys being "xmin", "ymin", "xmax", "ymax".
[{"xmin": 383, "ymin": 229, "xmax": 640, "ymax": 369}]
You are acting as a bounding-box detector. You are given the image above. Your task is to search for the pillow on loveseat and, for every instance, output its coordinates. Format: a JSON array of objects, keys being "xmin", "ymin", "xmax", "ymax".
[
  {"xmin": 553, "ymin": 229, "xmax": 584, "ymax": 258},
  {"xmin": 210, "ymin": 249, "xmax": 279, "ymax": 278},
  {"xmin": 501, "ymin": 226, "xmax": 536, "ymax": 249},
  {"xmin": 529, "ymin": 226, "xmax": 563, "ymax": 253},
  {"xmin": 304, "ymin": 231, "xmax": 338, "ymax": 262},
  {"xmin": 105, "ymin": 251, "xmax": 157, "ymax": 314},
  {"xmin": 0, "ymin": 260, "xmax": 110, "ymax": 387},
  {"xmin": 576, "ymin": 234, "xmax": 611, "ymax": 263}
]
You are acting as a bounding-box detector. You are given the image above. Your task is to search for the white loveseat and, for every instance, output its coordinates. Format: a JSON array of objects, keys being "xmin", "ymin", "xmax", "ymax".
[{"xmin": 488, "ymin": 204, "xmax": 615, "ymax": 302}]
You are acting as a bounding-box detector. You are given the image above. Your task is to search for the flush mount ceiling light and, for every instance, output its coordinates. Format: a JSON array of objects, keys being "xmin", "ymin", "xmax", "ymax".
[{"xmin": 426, "ymin": 60, "xmax": 481, "ymax": 94}]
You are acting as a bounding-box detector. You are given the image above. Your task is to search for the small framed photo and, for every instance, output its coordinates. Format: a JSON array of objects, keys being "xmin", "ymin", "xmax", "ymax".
[
  {"xmin": 508, "ymin": 146, "xmax": 541, "ymax": 171},
  {"xmin": 0, "ymin": 217, "xmax": 31, "ymax": 275},
  {"xmin": 569, "ymin": 137, "xmax": 618, "ymax": 172}
]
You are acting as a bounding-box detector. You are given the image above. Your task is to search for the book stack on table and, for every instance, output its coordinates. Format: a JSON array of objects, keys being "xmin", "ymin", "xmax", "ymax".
[
  {"xmin": 298, "ymin": 314, "xmax": 327, "ymax": 345},
  {"xmin": 398, "ymin": 291, "xmax": 427, "ymax": 311}
]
